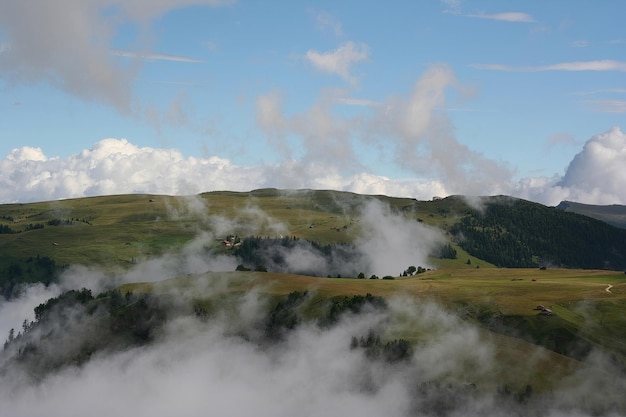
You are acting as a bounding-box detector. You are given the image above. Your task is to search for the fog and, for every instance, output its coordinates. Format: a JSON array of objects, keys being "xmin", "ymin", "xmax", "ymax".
[
  {"xmin": 241, "ymin": 199, "xmax": 443, "ymax": 278},
  {"xmin": 2, "ymin": 280, "xmax": 625, "ymax": 416},
  {"xmin": 1, "ymin": 199, "xmax": 625, "ymax": 417}
]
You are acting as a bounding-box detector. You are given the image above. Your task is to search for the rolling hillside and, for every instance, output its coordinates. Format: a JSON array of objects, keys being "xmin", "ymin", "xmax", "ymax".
[
  {"xmin": 556, "ymin": 200, "xmax": 626, "ymax": 229},
  {"xmin": 2, "ymin": 190, "xmax": 626, "ymax": 285},
  {"xmin": 3, "ymin": 189, "xmax": 626, "ymax": 413}
]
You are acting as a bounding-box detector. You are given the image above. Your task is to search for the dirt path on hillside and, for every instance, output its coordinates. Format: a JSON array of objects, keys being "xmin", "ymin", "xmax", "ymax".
[{"xmin": 605, "ymin": 284, "xmax": 613, "ymax": 294}]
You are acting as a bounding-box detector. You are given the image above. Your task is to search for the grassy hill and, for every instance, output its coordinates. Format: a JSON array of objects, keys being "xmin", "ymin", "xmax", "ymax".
[
  {"xmin": 3, "ymin": 189, "xmax": 626, "ymax": 409},
  {"xmin": 2, "ymin": 190, "xmax": 626, "ymax": 293}
]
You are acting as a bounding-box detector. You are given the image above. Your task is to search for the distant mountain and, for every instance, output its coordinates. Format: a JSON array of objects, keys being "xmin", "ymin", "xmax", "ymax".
[{"xmin": 556, "ymin": 201, "xmax": 626, "ymax": 229}]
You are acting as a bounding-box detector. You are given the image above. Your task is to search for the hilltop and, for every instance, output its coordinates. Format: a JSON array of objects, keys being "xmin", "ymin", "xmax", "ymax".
[{"xmin": 2, "ymin": 189, "xmax": 625, "ymax": 277}]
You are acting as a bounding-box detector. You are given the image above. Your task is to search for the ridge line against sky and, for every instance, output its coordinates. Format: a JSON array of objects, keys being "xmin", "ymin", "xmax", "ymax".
[{"xmin": 1, "ymin": 1, "xmax": 625, "ymax": 205}]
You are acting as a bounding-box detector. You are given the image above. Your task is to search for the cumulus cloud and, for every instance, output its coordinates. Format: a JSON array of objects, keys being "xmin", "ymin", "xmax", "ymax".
[
  {"xmin": 2, "ymin": 131, "xmax": 625, "ymax": 208},
  {"xmin": 305, "ymin": 41, "xmax": 369, "ymax": 83},
  {"xmin": 516, "ymin": 126, "xmax": 626, "ymax": 205},
  {"xmin": 1, "ymin": 60, "xmax": 625, "ymax": 207},
  {"xmin": 557, "ymin": 126, "xmax": 626, "ymax": 203},
  {"xmin": 0, "ymin": 0, "xmax": 229, "ymax": 112},
  {"xmin": 0, "ymin": 137, "xmax": 451, "ymax": 204}
]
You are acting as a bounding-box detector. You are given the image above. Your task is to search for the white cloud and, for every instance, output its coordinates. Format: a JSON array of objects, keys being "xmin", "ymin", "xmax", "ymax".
[
  {"xmin": 0, "ymin": 138, "xmax": 448, "ymax": 204},
  {"xmin": 367, "ymin": 64, "xmax": 513, "ymax": 197},
  {"xmin": 441, "ymin": 0, "xmax": 462, "ymax": 15},
  {"xmin": 111, "ymin": 50, "xmax": 205, "ymax": 63},
  {"xmin": 572, "ymin": 89, "xmax": 626, "ymax": 96},
  {"xmin": 308, "ymin": 8, "xmax": 343, "ymax": 36},
  {"xmin": 472, "ymin": 60, "xmax": 626, "ymax": 72},
  {"xmin": 557, "ymin": 126, "xmax": 626, "ymax": 203},
  {"xmin": 305, "ymin": 41, "xmax": 369, "ymax": 83},
  {"xmin": 582, "ymin": 100, "xmax": 626, "ymax": 113},
  {"xmin": 2, "ymin": 268, "xmax": 625, "ymax": 416},
  {"xmin": 548, "ymin": 132, "xmax": 578, "ymax": 147},
  {"xmin": 0, "ymin": 0, "xmax": 229, "ymax": 112},
  {"xmin": 516, "ymin": 127, "xmax": 626, "ymax": 205},
  {"xmin": 336, "ymin": 97, "xmax": 381, "ymax": 107},
  {"xmin": 465, "ymin": 12, "xmax": 535, "ymax": 23}
]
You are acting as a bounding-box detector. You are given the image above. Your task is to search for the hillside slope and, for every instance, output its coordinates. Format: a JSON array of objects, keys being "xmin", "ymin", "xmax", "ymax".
[
  {"xmin": 2, "ymin": 189, "xmax": 626, "ymax": 297},
  {"xmin": 447, "ymin": 195, "xmax": 626, "ymax": 269},
  {"xmin": 556, "ymin": 200, "xmax": 626, "ymax": 229}
]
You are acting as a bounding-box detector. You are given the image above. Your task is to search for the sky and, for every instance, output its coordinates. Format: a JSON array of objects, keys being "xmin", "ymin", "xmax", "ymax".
[{"xmin": 0, "ymin": 0, "xmax": 625, "ymax": 205}]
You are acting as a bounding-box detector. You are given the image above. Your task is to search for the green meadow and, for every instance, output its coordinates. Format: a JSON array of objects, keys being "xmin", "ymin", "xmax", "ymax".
[
  {"xmin": 121, "ymin": 267, "xmax": 626, "ymax": 393},
  {"xmin": 2, "ymin": 190, "xmax": 626, "ymax": 393}
]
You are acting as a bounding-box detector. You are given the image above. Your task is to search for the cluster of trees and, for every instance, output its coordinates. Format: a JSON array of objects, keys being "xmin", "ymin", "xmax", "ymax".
[
  {"xmin": 25, "ymin": 223, "xmax": 44, "ymax": 231},
  {"xmin": 349, "ymin": 329, "xmax": 412, "ymax": 363},
  {"xmin": 430, "ymin": 243, "xmax": 457, "ymax": 259},
  {"xmin": 0, "ymin": 225, "xmax": 14, "ymax": 234},
  {"xmin": 450, "ymin": 198, "xmax": 626, "ymax": 269},
  {"xmin": 324, "ymin": 293, "xmax": 387, "ymax": 325},
  {"xmin": 0, "ymin": 255, "xmax": 63, "ymax": 299},
  {"xmin": 3, "ymin": 287, "xmax": 166, "ymax": 377},
  {"xmin": 0, "ymin": 218, "xmax": 90, "ymax": 235},
  {"xmin": 401, "ymin": 265, "xmax": 428, "ymax": 276},
  {"xmin": 47, "ymin": 219, "xmax": 74, "ymax": 226},
  {"xmin": 1, "ymin": 223, "xmax": 46, "ymax": 233},
  {"xmin": 3, "ymin": 286, "xmax": 410, "ymax": 379},
  {"xmin": 233, "ymin": 235, "xmax": 358, "ymax": 277}
]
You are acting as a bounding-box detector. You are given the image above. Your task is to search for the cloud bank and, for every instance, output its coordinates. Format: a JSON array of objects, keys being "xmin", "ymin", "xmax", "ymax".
[
  {"xmin": 514, "ymin": 126, "xmax": 626, "ymax": 205},
  {"xmin": 2, "ymin": 126, "xmax": 625, "ymax": 206}
]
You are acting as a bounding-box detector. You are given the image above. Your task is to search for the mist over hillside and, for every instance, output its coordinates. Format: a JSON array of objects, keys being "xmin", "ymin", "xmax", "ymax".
[
  {"xmin": 1, "ymin": 190, "xmax": 626, "ymax": 416},
  {"xmin": 2, "ymin": 271, "xmax": 626, "ymax": 417}
]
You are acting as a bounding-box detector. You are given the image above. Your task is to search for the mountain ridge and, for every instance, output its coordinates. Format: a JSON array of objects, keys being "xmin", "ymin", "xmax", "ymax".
[{"xmin": 555, "ymin": 200, "xmax": 626, "ymax": 229}]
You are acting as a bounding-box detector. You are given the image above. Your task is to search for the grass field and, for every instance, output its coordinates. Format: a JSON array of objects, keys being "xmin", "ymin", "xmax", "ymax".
[
  {"xmin": 0, "ymin": 190, "xmax": 467, "ymax": 267},
  {"xmin": 120, "ymin": 267, "xmax": 626, "ymax": 393},
  {"xmin": 3, "ymin": 190, "xmax": 626, "ymax": 394}
]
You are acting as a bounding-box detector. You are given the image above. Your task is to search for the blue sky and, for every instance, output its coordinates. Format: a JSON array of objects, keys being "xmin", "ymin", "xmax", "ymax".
[{"xmin": 1, "ymin": 0, "xmax": 625, "ymax": 204}]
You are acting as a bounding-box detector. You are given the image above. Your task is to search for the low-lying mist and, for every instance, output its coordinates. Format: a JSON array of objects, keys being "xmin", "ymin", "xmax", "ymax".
[
  {"xmin": 2, "ymin": 275, "xmax": 625, "ymax": 417},
  {"xmin": 232, "ymin": 198, "xmax": 444, "ymax": 278},
  {"xmin": 1, "ymin": 196, "xmax": 625, "ymax": 416}
]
